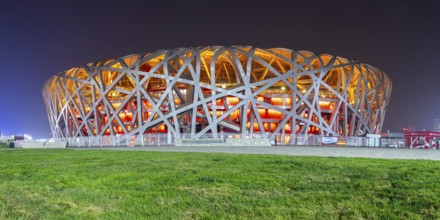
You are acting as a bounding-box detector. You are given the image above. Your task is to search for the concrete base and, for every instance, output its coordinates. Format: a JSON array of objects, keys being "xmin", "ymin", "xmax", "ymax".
[
  {"xmin": 20, "ymin": 141, "xmax": 67, "ymax": 148},
  {"xmin": 225, "ymin": 138, "xmax": 271, "ymax": 146},
  {"xmin": 175, "ymin": 138, "xmax": 224, "ymax": 146},
  {"xmin": 174, "ymin": 138, "xmax": 271, "ymax": 147}
]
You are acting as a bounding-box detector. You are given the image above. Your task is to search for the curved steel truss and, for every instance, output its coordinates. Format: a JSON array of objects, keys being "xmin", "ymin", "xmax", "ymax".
[{"xmin": 43, "ymin": 46, "xmax": 392, "ymax": 143}]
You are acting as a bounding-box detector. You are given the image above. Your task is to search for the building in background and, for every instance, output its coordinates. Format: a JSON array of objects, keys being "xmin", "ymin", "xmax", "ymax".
[
  {"xmin": 42, "ymin": 46, "xmax": 392, "ymax": 144},
  {"xmin": 403, "ymin": 125, "xmax": 416, "ymax": 133},
  {"xmin": 381, "ymin": 132, "xmax": 405, "ymax": 148},
  {"xmin": 433, "ymin": 111, "xmax": 440, "ymax": 131}
]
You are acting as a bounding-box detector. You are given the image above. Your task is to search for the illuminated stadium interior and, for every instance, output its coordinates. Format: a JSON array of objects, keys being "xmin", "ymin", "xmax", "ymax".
[{"xmin": 43, "ymin": 46, "xmax": 392, "ymax": 143}]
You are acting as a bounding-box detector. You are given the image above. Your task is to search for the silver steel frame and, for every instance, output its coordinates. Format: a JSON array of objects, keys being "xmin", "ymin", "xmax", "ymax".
[{"xmin": 42, "ymin": 46, "xmax": 392, "ymax": 144}]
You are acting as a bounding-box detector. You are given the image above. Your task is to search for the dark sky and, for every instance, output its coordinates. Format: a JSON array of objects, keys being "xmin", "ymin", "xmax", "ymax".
[{"xmin": 1, "ymin": 0, "xmax": 439, "ymax": 137}]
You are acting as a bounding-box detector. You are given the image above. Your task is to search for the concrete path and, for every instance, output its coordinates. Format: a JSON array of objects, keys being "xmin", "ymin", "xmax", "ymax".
[{"xmin": 75, "ymin": 146, "xmax": 440, "ymax": 161}]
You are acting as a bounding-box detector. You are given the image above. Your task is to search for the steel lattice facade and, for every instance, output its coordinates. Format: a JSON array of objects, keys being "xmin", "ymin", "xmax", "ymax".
[{"xmin": 43, "ymin": 46, "xmax": 392, "ymax": 143}]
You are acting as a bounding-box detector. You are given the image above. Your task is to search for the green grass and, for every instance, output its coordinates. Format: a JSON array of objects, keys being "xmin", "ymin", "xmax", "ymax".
[{"xmin": 0, "ymin": 149, "xmax": 440, "ymax": 219}]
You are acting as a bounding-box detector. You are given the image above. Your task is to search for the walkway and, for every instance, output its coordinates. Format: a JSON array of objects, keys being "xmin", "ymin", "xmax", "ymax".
[{"xmin": 76, "ymin": 145, "xmax": 440, "ymax": 160}]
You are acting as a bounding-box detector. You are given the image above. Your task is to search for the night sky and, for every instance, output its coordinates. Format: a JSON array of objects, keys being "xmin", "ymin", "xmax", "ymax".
[{"xmin": 1, "ymin": 0, "xmax": 440, "ymax": 138}]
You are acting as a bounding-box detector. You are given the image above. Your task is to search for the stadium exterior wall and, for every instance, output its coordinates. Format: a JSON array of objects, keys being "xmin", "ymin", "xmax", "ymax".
[{"xmin": 42, "ymin": 46, "xmax": 392, "ymax": 144}]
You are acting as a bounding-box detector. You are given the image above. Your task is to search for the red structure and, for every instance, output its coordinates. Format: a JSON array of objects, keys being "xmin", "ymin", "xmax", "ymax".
[{"xmin": 404, "ymin": 131, "xmax": 440, "ymax": 149}]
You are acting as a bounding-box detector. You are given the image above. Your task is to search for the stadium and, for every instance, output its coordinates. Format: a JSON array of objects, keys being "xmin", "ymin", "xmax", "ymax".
[{"xmin": 42, "ymin": 46, "xmax": 392, "ymax": 145}]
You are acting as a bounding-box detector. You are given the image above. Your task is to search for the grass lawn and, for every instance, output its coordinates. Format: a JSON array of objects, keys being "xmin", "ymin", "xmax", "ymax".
[{"xmin": 0, "ymin": 149, "xmax": 439, "ymax": 219}]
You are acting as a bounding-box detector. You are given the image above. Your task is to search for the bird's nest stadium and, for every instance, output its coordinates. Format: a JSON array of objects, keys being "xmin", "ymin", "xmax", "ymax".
[{"xmin": 42, "ymin": 46, "xmax": 392, "ymax": 145}]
